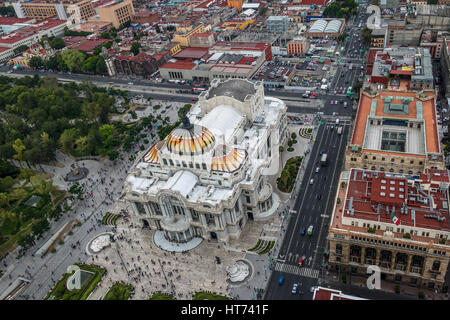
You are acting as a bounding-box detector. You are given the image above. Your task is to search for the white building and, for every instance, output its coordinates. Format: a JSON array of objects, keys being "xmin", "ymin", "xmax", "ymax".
[{"xmin": 124, "ymin": 79, "xmax": 288, "ymax": 243}]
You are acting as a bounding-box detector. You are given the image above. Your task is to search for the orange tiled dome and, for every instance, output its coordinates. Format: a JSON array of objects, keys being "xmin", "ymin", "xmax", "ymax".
[
  {"xmin": 211, "ymin": 144, "xmax": 246, "ymax": 172},
  {"xmin": 166, "ymin": 124, "xmax": 215, "ymax": 155},
  {"xmin": 144, "ymin": 140, "xmax": 164, "ymax": 163}
]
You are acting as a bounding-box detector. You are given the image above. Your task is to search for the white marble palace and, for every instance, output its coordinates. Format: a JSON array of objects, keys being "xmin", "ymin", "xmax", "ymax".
[{"xmin": 124, "ymin": 79, "xmax": 288, "ymax": 243}]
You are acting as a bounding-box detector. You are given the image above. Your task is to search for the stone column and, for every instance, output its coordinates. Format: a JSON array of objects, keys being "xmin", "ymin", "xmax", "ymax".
[
  {"xmin": 406, "ymin": 254, "xmax": 413, "ymax": 273},
  {"xmin": 375, "ymin": 248, "xmax": 380, "ymax": 266},
  {"xmin": 144, "ymin": 202, "xmax": 152, "ymax": 215},
  {"xmin": 183, "ymin": 231, "xmax": 187, "ymax": 242},
  {"xmin": 200, "ymin": 214, "xmax": 207, "ymax": 227},
  {"xmin": 391, "ymin": 251, "xmax": 396, "ymax": 272}
]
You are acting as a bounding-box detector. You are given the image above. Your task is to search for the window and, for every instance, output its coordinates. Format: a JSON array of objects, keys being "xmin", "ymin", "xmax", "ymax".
[
  {"xmin": 373, "ymin": 156, "xmax": 376, "ymax": 160},
  {"xmin": 202, "ymin": 163, "xmax": 207, "ymax": 170},
  {"xmin": 432, "ymin": 260, "xmax": 440, "ymax": 271},
  {"xmin": 169, "ymin": 159, "xmax": 174, "ymax": 166},
  {"xmin": 336, "ymin": 244, "xmax": 342, "ymax": 254},
  {"xmin": 163, "ymin": 159, "xmax": 167, "ymax": 165},
  {"xmin": 195, "ymin": 163, "xmax": 200, "ymax": 169}
]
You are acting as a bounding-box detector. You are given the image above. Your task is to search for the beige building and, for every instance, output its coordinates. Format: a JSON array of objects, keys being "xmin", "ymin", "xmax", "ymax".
[
  {"xmin": 345, "ymin": 89, "xmax": 444, "ymax": 175},
  {"xmin": 172, "ymin": 23, "xmax": 205, "ymax": 47},
  {"xmin": 189, "ymin": 33, "xmax": 215, "ymax": 48},
  {"xmin": 287, "ymin": 37, "xmax": 308, "ymax": 56},
  {"xmin": 17, "ymin": 0, "xmax": 95, "ymax": 21},
  {"xmin": 328, "ymin": 168, "xmax": 450, "ymax": 292},
  {"xmin": 97, "ymin": 0, "xmax": 135, "ymax": 29}
]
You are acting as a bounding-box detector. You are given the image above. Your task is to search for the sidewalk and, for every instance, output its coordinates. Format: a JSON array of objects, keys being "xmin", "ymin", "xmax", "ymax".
[{"xmin": 325, "ymin": 272, "xmax": 450, "ymax": 300}]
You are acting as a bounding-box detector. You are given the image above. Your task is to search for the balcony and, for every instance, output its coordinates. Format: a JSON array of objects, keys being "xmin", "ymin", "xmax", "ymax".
[
  {"xmin": 258, "ymin": 183, "xmax": 272, "ymax": 202},
  {"xmin": 394, "ymin": 264, "xmax": 406, "ymax": 272},
  {"xmin": 378, "ymin": 262, "xmax": 391, "ymax": 270},
  {"xmin": 161, "ymin": 215, "xmax": 190, "ymax": 232},
  {"xmin": 409, "ymin": 266, "xmax": 423, "ymax": 275}
]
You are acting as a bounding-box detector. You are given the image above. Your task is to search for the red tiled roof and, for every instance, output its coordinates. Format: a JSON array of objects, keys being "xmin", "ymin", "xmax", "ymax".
[
  {"xmin": 191, "ymin": 32, "xmax": 212, "ymax": 38},
  {"xmin": 295, "ymin": 0, "xmax": 327, "ymax": 6},
  {"xmin": 173, "ymin": 47, "xmax": 209, "ymax": 59},
  {"xmin": 0, "ymin": 17, "xmax": 33, "ymax": 25},
  {"xmin": 343, "ymin": 169, "xmax": 450, "ymax": 232},
  {"xmin": 160, "ymin": 61, "xmax": 196, "ymax": 70},
  {"xmin": 0, "ymin": 19, "xmax": 66, "ymax": 45},
  {"xmin": 390, "ymin": 69, "xmax": 412, "ymax": 75}
]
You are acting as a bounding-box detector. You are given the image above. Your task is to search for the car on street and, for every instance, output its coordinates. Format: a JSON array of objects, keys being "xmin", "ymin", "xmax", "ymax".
[
  {"xmin": 315, "ymin": 167, "xmax": 320, "ymax": 173},
  {"xmin": 338, "ymin": 89, "xmax": 342, "ymax": 94},
  {"xmin": 310, "ymin": 179, "xmax": 314, "ymax": 185},
  {"xmin": 291, "ymin": 283, "xmax": 298, "ymax": 294},
  {"xmin": 301, "ymin": 227, "xmax": 306, "ymax": 236},
  {"xmin": 307, "ymin": 225, "xmax": 313, "ymax": 236},
  {"xmin": 298, "ymin": 258, "xmax": 304, "ymax": 267},
  {"xmin": 279, "ymin": 276, "xmax": 285, "ymax": 285}
]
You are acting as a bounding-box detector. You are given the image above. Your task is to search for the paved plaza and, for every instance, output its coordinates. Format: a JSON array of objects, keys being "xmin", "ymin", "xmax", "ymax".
[{"xmin": 0, "ymin": 97, "xmax": 318, "ymax": 301}]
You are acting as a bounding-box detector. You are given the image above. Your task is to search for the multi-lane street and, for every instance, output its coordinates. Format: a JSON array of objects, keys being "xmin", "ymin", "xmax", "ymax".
[{"xmin": 264, "ymin": 119, "xmax": 351, "ymax": 300}]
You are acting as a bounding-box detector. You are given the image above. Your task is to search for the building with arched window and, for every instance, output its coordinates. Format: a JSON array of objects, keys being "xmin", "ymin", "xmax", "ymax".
[
  {"xmin": 328, "ymin": 168, "xmax": 450, "ymax": 292},
  {"xmin": 123, "ymin": 79, "xmax": 288, "ymax": 243}
]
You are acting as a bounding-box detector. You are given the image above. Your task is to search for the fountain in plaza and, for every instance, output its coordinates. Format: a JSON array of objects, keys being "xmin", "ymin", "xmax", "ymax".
[
  {"xmin": 226, "ymin": 260, "xmax": 252, "ymax": 284},
  {"xmin": 65, "ymin": 162, "xmax": 89, "ymax": 182},
  {"xmin": 87, "ymin": 233, "xmax": 114, "ymax": 255}
]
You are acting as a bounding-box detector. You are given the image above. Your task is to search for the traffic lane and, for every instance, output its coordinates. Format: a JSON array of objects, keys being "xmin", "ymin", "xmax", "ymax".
[
  {"xmin": 278, "ymin": 125, "xmax": 327, "ymax": 258},
  {"xmin": 265, "ymin": 271, "xmax": 317, "ymax": 300},
  {"xmin": 264, "ymin": 271, "xmax": 316, "ymax": 300},
  {"xmin": 288, "ymin": 128, "xmax": 337, "ymax": 256},
  {"xmin": 310, "ymin": 125, "xmax": 350, "ymax": 269}
]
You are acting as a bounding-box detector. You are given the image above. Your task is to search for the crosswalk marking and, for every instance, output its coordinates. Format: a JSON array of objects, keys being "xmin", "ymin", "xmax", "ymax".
[{"xmin": 274, "ymin": 262, "xmax": 319, "ymax": 279}]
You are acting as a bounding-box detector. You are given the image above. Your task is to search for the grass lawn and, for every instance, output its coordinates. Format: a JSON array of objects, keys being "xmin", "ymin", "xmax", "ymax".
[
  {"xmin": 277, "ymin": 156, "xmax": 302, "ymax": 193},
  {"xmin": 192, "ymin": 292, "xmax": 230, "ymax": 300},
  {"xmin": 150, "ymin": 293, "xmax": 174, "ymax": 300},
  {"xmin": 0, "ymin": 221, "xmax": 33, "ymax": 258},
  {"xmin": 45, "ymin": 264, "xmax": 105, "ymax": 300},
  {"xmin": 104, "ymin": 282, "xmax": 133, "ymax": 300}
]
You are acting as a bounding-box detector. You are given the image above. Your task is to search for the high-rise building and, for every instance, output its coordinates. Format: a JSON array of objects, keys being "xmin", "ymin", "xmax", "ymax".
[
  {"xmin": 96, "ymin": 0, "xmax": 135, "ymax": 29},
  {"xmin": 13, "ymin": 0, "xmax": 95, "ymax": 21}
]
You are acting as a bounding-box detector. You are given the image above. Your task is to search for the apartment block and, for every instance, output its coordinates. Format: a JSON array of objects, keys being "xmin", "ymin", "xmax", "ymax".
[{"xmin": 97, "ymin": 0, "xmax": 135, "ymax": 29}]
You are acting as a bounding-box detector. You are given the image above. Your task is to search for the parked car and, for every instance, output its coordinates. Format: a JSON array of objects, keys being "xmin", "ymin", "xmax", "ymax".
[
  {"xmin": 301, "ymin": 227, "xmax": 306, "ymax": 236},
  {"xmin": 279, "ymin": 276, "xmax": 285, "ymax": 285},
  {"xmin": 291, "ymin": 283, "xmax": 298, "ymax": 294},
  {"xmin": 307, "ymin": 225, "xmax": 313, "ymax": 236},
  {"xmin": 298, "ymin": 258, "xmax": 304, "ymax": 267}
]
